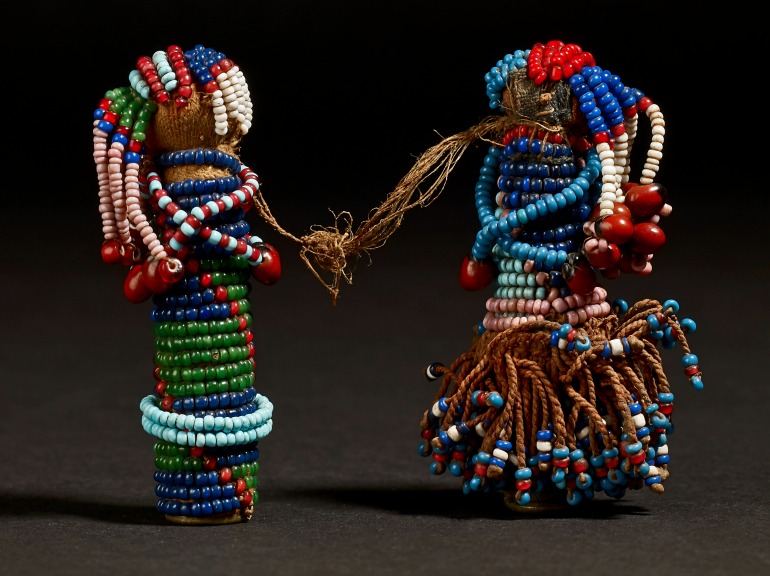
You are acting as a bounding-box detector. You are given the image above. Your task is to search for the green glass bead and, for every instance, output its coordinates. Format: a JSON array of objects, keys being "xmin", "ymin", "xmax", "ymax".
[{"xmin": 193, "ymin": 382, "xmax": 206, "ymax": 396}]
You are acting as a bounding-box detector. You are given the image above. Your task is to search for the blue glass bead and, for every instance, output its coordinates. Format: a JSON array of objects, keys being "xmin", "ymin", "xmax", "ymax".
[
  {"xmin": 489, "ymin": 456, "xmax": 506, "ymax": 469},
  {"xmin": 553, "ymin": 447, "xmax": 569, "ymax": 459},
  {"xmin": 681, "ymin": 353, "xmax": 698, "ymax": 367},
  {"xmin": 644, "ymin": 475, "xmax": 662, "ymax": 486},
  {"xmin": 570, "ymin": 449, "xmax": 584, "ymax": 461},
  {"xmin": 656, "ymin": 455, "xmax": 670, "ymax": 465},
  {"xmin": 514, "ymin": 467, "xmax": 533, "ymax": 480},
  {"xmin": 602, "ymin": 447, "xmax": 618, "ymax": 459},
  {"xmin": 680, "ymin": 318, "xmax": 697, "ymax": 333},
  {"xmin": 589, "ymin": 454, "xmax": 605, "ymax": 467},
  {"xmin": 551, "ymin": 468, "xmax": 566, "ymax": 483},
  {"xmin": 658, "ymin": 392, "xmax": 674, "ymax": 403},
  {"xmin": 550, "ymin": 331, "xmax": 560, "ymax": 346},
  {"xmin": 663, "ymin": 299, "xmax": 680, "ymax": 314},
  {"xmin": 536, "ymin": 429, "xmax": 553, "ymax": 441},
  {"xmin": 636, "ymin": 426, "xmax": 650, "ymax": 438},
  {"xmin": 567, "ymin": 490, "xmax": 583, "ymax": 506},
  {"xmin": 691, "ymin": 376, "xmax": 704, "ymax": 390}
]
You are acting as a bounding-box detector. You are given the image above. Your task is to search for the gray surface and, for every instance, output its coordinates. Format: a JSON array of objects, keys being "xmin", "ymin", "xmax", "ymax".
[{"xmin": 1, "ymin": 2, "xmax": 766, "ymax": 575}]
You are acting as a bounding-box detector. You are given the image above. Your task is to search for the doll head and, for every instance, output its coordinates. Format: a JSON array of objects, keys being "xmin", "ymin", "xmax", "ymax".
[
  {"xmin": 478, "ymin": 40, "xmax": 670, "ymax": 295},
  {"xmin": 92, "ymin": 45, "xmax": 275, "ymax": 301}
]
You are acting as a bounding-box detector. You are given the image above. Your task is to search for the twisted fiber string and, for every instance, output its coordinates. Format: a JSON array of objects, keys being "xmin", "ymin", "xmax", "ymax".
[{"xmin": 249, "ymin": 116, "xmax": 515, "ymax": 304}]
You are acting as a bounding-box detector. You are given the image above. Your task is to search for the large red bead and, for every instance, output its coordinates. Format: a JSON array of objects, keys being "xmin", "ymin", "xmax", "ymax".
[
  {"xmin": 585, "ymin": 242, "xmax": 621, "ymax": 270},
  {"xmin": 101, "ymin": 240, "xmax": 123, "ymax": 265},
  {"xmin": 597, "ymin": 214, "xmax": 634, "ymax": 245},
  {"xmin": 562, "ymin": 254, "xmax": 597, "ymax": 296},
  {"xmin": 629, "ymin": 222, "xmax": 666, "ymax": 254},
  {"xmin": 142, "ymin": 259, "xmax": 172, "ymax": 295},
  {"xmin": 158, "ymin": 257, "xmax": 185, "ymax": 285},
  {"xmin": 625, "ymin": 183, "xmax": 667, "ymax": 219},
  {"xmin": 251, "ymin": 243, "xmax": 281, "ymax": 285},
  {"xmin": 123, "ymin": 265, "xmax": 152, "ymax": 303},
  {"xmin": 459, "ymin": 255, "xmax": 495, "ymax": 291}
]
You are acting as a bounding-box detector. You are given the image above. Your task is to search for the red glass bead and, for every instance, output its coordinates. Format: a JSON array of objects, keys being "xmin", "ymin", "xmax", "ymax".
[
  {"xmin": 553, "ymin": 457, "xmax": 570, "ymax": 469},
  {"xmin": 625, "ymin": 183, "xmax": 667, "ymax": 219},
  {"xmin": 200, "ymin": 273, "xmax": 213, "ymax": 287},
  {"xmin": 203, "ymin": 457, "xmax": 217, "ymax": 471},
  {"xmin": 473, "ymin": 462, "xmax": 488, "ymax": 476},
  {"xmin": 685, "ymin": 365, "xmax": 700, "ymax": 377},
  {"xmin": 235, "ymin": 477, "xmax": 247, "ymax": 495},
  {"xmin": 219, "ymin": 467, "xmax": 232, "ymax": 483},
  {"xmin": 629, "ymin": 451, "xmax": 646, "ymax": 465},
  {"xmin": 251, "ymin": 243, "xmax": 282, "ymax": 286},
  {"xmin": 637, "ymin": 96, "xmax": 653, "ymax": 112},
  {"xmin": 101, "ymin": 240, "xmax": 123, "ymax": 265},
  {"xmin": 586, "ymin": 244, "xmax": 620, "ymax": 270},
  {"xmin": 238, "ymin": 315, "xmax": 249, "ymax": 331},
  {"xmin": 605, "ymin": 456, "xmax": 619, "ymax": 469},
  {"xmin": 215, "ymin": 285, "xmax": 228, "ymax": 302},
  {"xmin": 597, "ymin": 214, "xmax": 634, "ymax": 245},
  {"xmin": 155, "ymin": 381, "xmax": 166, "ymax": 396},
  {"xmin": 142, "ymin": 259, "xmax": 171, "ymax": 294},
  {"xmin": 459, "ymin": 255, "xmax": 495, "ymax": 291},
  {"xmin": 241, "ymin": 491, "xmax": 253, "ymax": 506},
  {"xmin": 659, "ymin": 403, "xmax": 674, "ymax": 415},
  {"xmin": 594, "ymin": 466, "xmax": 608, "ymax": 478},
  {"xmin": 562, "ymin": 254, "xmax": 597, "ymax": 296},
  {"xmin": 610, "ymin": 124, "xmax": 626, "ymax": 137},
  {"xmin": 190, "ymin": 446, "xmax": 204, "ymax": 458},
  {"xmin": 629, "ymin": 222, "xmax": 666, "ymax": 254},
  {"xmin": 515, "ymin": 479, "xmax": 533, "ymax": 491},
  {"xmin": 158, "ymin": 258, "xmax": 185, "ymax": 284},
  {"xmin": 123, "ymin": 265, "xmax": 152, "ymax": 303},
  {"xmin": 572, "ymin": 458, "xmax": 589, "ymax": 473},
  {"xmin": 160, "ymin": 396, "xmax": 174, "ymax": 411},
  {"xmin": 229, "ymin": 301, "xmax": 240, "ymax": 315},
  {"xmin": 433, "ymin": 452, "xmax": 450, "ymax": 463}
]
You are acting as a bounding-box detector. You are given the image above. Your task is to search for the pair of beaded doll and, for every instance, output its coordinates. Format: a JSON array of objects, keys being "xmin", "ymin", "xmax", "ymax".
[{"xmin": 92, "ymin": 41, "xmax": 702, "ymax": 524}]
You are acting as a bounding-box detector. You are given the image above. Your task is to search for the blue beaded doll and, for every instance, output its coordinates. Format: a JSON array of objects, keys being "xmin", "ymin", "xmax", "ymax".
[
  {"xmin": 91, "ymin": 45, "xmax": 279, "ymax": 524},
  {"xmin": 411, "ymin": 40, "xmax": 704, "ymax": 509}
]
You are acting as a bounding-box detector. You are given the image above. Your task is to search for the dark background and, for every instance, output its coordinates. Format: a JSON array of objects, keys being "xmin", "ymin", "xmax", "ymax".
[{"xmin": 1, "ymin": 2, "xmax": 767, "ymax": 575}]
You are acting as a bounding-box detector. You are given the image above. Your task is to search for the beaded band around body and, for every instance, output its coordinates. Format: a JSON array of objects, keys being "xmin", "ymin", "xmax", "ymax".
[
  {"xmin": 92, "ymin": 45, "xmax": 278, "ymax": 525},
  {"xmin": 409, "ymin": 41, "xmax": 705, "ymax": 509}
]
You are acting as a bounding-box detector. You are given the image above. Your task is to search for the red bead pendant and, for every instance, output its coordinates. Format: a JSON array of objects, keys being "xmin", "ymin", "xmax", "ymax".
[
  {"xmin": 459, "ymin": 255, "xmax": 495, "ymax": 291},
  {"xmin": 624, "ymin": 183, "xmax": 667, "ymax": 219},
  {"xmin": 123, "ymin": 265, "xmax": 152, "ymax": 303},
  {"xmin": 562, "ymin": 254, "xmax": 597, "ymax": 296},
  {"xmin": 629, "ymin": 222, "xmax": 666, "ymax": 254},
  {"xmin": 597, "ymin": 214, "xmax": 634, "ymax": 245},
  {"xmin": 251, "ymin": 243, "xmax": 281, "ymax": 285},
  {"xmin": 100, "ymin": 240, "xmax": 123, "ymax": 265},
  {"xmin": 585, "ymin": 241, "xmax": 621, "ymax": 270}
]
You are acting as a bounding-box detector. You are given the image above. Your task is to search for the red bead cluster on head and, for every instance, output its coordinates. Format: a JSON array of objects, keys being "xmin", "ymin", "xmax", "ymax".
[
  {"xmin": 527, "ymin": 40, "xmax": 595, "ymax": 85},
  {"xmin": 135, "ymin": 45, "xmax": 194, "ymax": 107}
]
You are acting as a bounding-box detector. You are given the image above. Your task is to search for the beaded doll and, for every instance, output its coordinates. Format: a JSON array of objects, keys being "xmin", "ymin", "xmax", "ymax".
[
  {"xmin": 410, "ymin": 41, "xmax": 704, "ymax": 509},
  {"xmin": 92, "ymin": 44, "xmax": 278, "ymax": 524}
]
